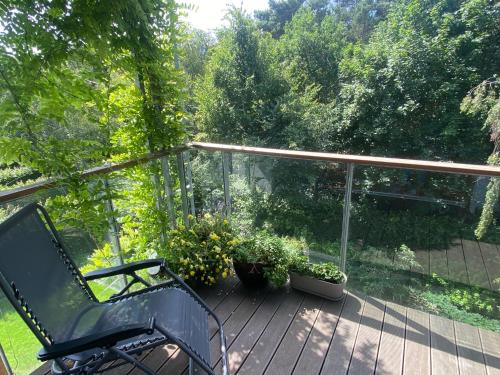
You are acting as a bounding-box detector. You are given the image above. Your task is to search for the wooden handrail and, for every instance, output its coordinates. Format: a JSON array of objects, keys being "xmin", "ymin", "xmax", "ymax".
[
  {"xmin": 1, "ymin": 142, "xmax": 499, "ymax": 204},
  {"xmin": 0, "ymin": 146, "xmax": 188, "ymax": 203},
  {"xmin": 190, "ymin": 142, "xmax": 500, "ymax": 177}
]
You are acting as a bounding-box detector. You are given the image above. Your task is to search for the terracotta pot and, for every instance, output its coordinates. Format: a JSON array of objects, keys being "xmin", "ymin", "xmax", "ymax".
[
  {"xmin": 289, "ymin": 272, "xmax": 347, "ymax": 301},
  {"xmin": 233, "ymin": 261, "xmax": 268, "ymax": 287}
]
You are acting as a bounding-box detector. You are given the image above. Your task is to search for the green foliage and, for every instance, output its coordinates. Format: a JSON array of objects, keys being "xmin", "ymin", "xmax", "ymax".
[
  {"xmin": 279, "ymin": 8, "xmax": 345, "ymax": 101},
  {"xmin": 290, "ymin": 257, "xmax": 346, "ymax": 284},
  {"xmin": 232, "ymin": 230, "xmax": 294, "ymax": 287},
  {"xmin": 80, "ymin": 243, "xmax": 118, "ymax": 275},
  {"xmin": 196, "ymin": 0, "xmax": 498, "ymax": 164},
  {"xmin": 0, "ymin": 165, "xmax": 40, "ymax": 188},
  {"xmin": 417, "ymin": 291, "xmax": 500, "ymax": 332},
  {"xmin": 429, "ymin": 274, "xmax": 499, "ymax": 319},
  {"xmin": 159, "ymin": 214, "xmax": 234, "ymax": 285},
  {"xmin": 255, "ymin": 0, "xmax": 331, "ymax": 38},
  {"xmin": 461, "ymin": 77, "xmax": 500, "ymax": 238},
  {"xmin": 0, "ymin": 0, "xmax": 187, "ymax": 264},
  {"xmin": 0, "ymin": 297, "xmax": 41, "ymax": 374},
  {"xmin": 0, "ymin": 282, "xmax": 114, "ymax": 374},
  {"xmin": 393, "ymin": 244, "xmax": 421, "ymax": 271},
  {"xmin": 255, "ymin": 0, "xmax": 306, "ymax": 38},
  {"xmin": 195, "ymin": 7, "xmax": 286, "ymax": 145}
]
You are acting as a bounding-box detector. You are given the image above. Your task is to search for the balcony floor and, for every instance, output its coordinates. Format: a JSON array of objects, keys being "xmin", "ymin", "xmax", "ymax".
[{"xmin": 33, "ymin": 277, "xmax": 499, "ymax": 375}]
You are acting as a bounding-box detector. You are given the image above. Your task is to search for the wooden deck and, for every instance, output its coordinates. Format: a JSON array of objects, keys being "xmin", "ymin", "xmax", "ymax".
[
  {"xmin": 412, "ymin": 239, "xmax": 500, "ymax": 291},
  {"xmin": 32, "ymin": 278, "xmax": 500, "ymax": 375}
]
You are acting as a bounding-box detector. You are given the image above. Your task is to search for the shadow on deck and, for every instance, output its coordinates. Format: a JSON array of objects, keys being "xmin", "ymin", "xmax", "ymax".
[{"xmin": 32, "ymin": 277, "xmax": 499, "ymax": 375}]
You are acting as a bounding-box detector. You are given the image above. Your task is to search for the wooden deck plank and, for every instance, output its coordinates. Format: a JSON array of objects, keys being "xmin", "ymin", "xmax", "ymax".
[
  {"xmin": 180, "ymin": 287, "xmax": 271, "ymax": 375},
  {"xmin": 238, "ymin": 291, "xmax": 304, "ymax": 375},
  {"xmin": 264, "ymin": 295, "xmax": 323, "ymax": 375},
  {"xmin": 30, "ymin": 279, "xmax": 500, "ymax": 375},
  {"xmin": 479, "ymin": 328, "xmax": 500, "ymax": 375},
  {"xmin": 412, "ymin": 249, "xmax": 430, "ymax": 275},
  {"xmin": 455, "ymin": 321, "xmax": 487, "ymax": 375},
  {"xmin": 461, "ymin": 239, "xmax": 491, "ymax": 289},
  {"xmin": 320, "ymin": 292, "xmax": 366, "ymax": 375},
  {"xmin": 348, "ymin": 296, "xmax": 385, "ymax": 375},
  {"xmin": 430, "ymin": 315, "xmax": 459, "ymax": 375},
  {"xmin": 207, "ymin": 289, "xmax": 268, "ymax": 368},
  {"xmin": 477, "ymin": 242, "xmax": 500, "ymax": 291},
  {"xmin": 375, "ymin": 302, "xmax": 406, "ymax": 375},
  {"xmin": 462, "ymin": 239, "xmax": 491, "ymax": 289},
  {"xmin": 292, "ymin": 298, "xmax": 345, "ymax": 375},
  {"xmin": 429, "ymin": 248, "xmax": 449, "ymax": 279},
  {"xmin": 167, "ymin": 286, "xmax": 265, "ymax": 375},
  {"xmin": 212, "ymin": 291, "xmax": 287, "ymax": 374},
  {"xmin": 403, "ymin": 307, "xmax": 431, "ymax": 375},
  {"xmin": 445, "ymin": 240, "xmax": 469, "ymax": 285}
]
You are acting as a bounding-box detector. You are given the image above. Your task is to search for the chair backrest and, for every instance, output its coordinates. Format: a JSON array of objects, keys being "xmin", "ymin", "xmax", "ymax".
[{"xmin": 0, "ymin": 204, "xmax": 97, "ymax": 345}]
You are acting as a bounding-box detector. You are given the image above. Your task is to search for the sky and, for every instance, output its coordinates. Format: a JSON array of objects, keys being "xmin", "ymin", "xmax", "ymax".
[{"xmin": 184, "ymin": 0, "xmax": 269, "ymax": 31}]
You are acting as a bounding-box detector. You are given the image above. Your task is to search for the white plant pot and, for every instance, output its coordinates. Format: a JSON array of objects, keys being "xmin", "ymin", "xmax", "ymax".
[{"xmin": 289, "ymin": 272, "xmax": 347, "ymax": 301}]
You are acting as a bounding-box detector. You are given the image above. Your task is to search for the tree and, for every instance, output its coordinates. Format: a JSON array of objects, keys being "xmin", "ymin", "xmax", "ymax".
[
  {"xmin": 0, "ymin": 0, "xmax": 185, "ymax": 256},
  {"xmin": 332, "ymin": 0, "xmax": 392, "ymax": 42},
  {"xmin": 195, "ymin": 8, "xmax": 286, "ymax": 145},
  {"xmin": 279, "ymin": 8, "xmax": 345, "ymax": 101},
  {"xmin": 255, "ymin": 0, "xmax": 307, "ymax": 38},
  {"xmin": 461, "ymin": 77, "xmax": 500, "ymax": 238},
  {"xmin": 255, "ymin": 0, "xmax": 331, "ymax": 38},
  {"xmin": 335, "ymin": 0, "xmax": 497, "ymax": 162}
]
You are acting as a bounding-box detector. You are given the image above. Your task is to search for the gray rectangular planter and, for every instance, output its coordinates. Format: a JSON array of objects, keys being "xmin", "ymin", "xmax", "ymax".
[{"xmin": 289, "ymin": 272, "xmax": 347, "ymax": 301}]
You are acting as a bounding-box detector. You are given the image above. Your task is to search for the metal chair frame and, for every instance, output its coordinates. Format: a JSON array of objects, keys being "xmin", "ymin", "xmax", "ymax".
[{"xmin": 0, "ymin": 204, "xmax": 229, "ymax": 375}]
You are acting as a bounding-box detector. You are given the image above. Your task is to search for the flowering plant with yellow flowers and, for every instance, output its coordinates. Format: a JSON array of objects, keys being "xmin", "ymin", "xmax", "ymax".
[{"xmin": 160, "ymin": 213, "xmax": 236, "ymax": 285}]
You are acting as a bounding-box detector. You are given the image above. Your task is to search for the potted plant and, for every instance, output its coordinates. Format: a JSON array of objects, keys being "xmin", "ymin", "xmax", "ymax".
[
  {"xmin": 289, "ymin": 256, "xmax": 347, "ymax": 301},
  {"xmin": 159, "ymin": 213, "xmax": 234, "ymax": 286},
  {"xmin": 232, "ymin": 231, "xmax": 290, "ymax": 288}
]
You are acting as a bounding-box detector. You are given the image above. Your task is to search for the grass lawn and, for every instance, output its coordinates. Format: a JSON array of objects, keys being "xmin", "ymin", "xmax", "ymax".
[
  {"xmin": 0, "ymin": 282, "xmax": 115, "ymax": 375},
  {"xmin": 0, "ymin": 299, "xmax": 41, "ymax": 374}
]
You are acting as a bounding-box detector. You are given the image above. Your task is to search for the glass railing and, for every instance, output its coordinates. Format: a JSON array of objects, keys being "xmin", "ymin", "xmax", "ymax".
[
  {"xmin": 187, "ymin": 143, "xmax": 500, "ymax": 334},
  {"xmin": 346, "ymin": 167, "xmax": 499, "ymax": 331},
  {"xmin": 0, "ymin": 142, "xmax": 499, "ymax": 373}
]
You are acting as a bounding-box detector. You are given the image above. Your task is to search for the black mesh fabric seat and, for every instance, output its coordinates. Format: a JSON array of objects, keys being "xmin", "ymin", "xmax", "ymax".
[
  {"xmin": 0, "ymin": 204, "xmax": 228, "ymax": 375},
  {"xmin": 63, "ymin": 288, "xmax": 210, "ymax": 361}
]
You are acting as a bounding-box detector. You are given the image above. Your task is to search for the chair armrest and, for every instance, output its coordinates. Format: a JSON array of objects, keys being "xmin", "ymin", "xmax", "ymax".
[
  {"xmin": 83, "ymin": 259, "xmax": 164, "ymax": 281},
  {"xmin": 37, "ymin": 319, "xmax": 155, "ymax": 361}
]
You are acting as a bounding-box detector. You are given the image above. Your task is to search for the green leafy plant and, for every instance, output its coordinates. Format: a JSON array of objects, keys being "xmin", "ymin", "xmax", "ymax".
[
  {"xmin": 232, "ymin": 231, "xmax": 293, "ymax": 287},
  {"xmin": 428, "ymin": 275, "xmax": 499, "ymax": 319},
  {"xmin": 290, "ymin": 257, "xmax": 346, "ymax": 284},
  {"xmin": 159, "ymin": 214, "xmax": 234, "ymax": 285}
]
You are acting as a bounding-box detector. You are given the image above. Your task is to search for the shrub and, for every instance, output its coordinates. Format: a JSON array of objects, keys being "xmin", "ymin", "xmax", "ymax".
[
  {"xmin": 428, "ymin": 275, "xmax": 499, "ymax": 319},
  {"xmin": 232, "ymin": 231, "xmax": 293, "ymax": 287},
  {"xmin": 159, "ymin": 213, "xmax": 235, "ymax": 285}
]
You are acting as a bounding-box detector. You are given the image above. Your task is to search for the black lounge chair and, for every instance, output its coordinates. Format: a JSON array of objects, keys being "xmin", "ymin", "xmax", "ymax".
[{"xmin": 0, "ymin": 204, "xmax": 229, "ymax": 375}]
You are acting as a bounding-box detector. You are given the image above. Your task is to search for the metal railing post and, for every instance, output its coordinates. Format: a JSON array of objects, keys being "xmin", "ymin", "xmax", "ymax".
[
  {"xmin": 161, "ymin": 156, "xmax": 176, "ymax": 228},
  {"xmin": 184, "ymin": 151, "xmax": 196, "ymax": 216},
  {"xmin": 222, "ymin": 152, "xmax": 232, "ymax": 218},
  {"xmin": 150, "ymin": 162, "xmax": 167, "ymax": 246},
  {"xmin": 103, "ymin": 178, "xmax": 127, "ymax": 287},
  {"xmin": 340, "ymin": 163, "xmax": 355, "ymax": 273},
  {"xmin": 176, "ymin": 152, "xmax": 190, "ymax": 227}
]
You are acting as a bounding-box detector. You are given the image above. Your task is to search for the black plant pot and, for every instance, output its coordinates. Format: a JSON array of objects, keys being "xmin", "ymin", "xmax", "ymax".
[{"xmin": 233, "ymin": 261, "xmax": 268, "ymax": 288}]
